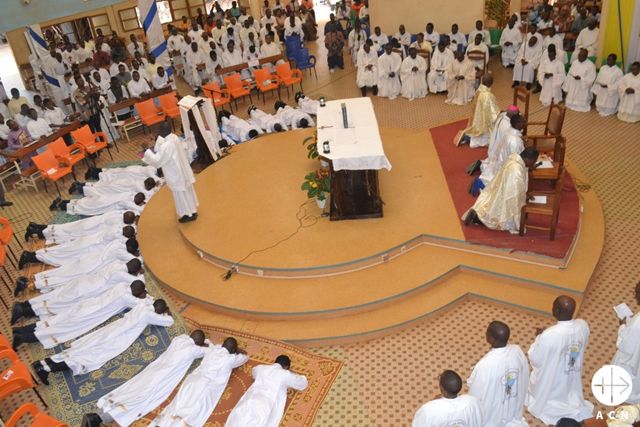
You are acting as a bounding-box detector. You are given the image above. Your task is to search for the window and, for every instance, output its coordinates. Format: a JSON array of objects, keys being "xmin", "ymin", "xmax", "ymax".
[
  {"xmin": 119, "ymin": 7, "xmax": 141, "ymax": 31},
  {"xmin": 90, "ymin": 14, "xmax": 112, "ymax": 37},
  {"xmin": 135, "ymin": 1, "xmax": 173, "ymax": 25}
]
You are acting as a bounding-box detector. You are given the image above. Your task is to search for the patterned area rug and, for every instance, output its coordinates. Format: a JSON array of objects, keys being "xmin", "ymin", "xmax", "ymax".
[{"xmin": 134, "ymin": 321, "xmax": 343, "ymax": 427}]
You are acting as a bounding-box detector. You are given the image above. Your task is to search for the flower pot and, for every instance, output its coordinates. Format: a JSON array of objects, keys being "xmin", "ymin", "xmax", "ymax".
[{"xmin": 316, "ymin": 196, "xmax": 327, "ymax": 209}]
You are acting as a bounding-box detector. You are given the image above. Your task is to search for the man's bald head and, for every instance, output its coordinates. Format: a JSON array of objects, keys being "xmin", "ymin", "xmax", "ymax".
[
  {"xmin": 123, "ymin": 211, "xmax": 136, "ymax": 224},
  {"xmin": 190, "ymin": 329, "xmax": 206, "ymax": 346},
  {"xmin": 439, "ymin": 370, "xmax": 462, "ymax": 397},
  {"xmin": 157, "ymin": 121, "xmax": 172, "ymax": 139},
  {"xmin": 482, "ymin": 74, "xmax": 493, "ymax": 87},
  {"xmin": 223, "ymin": 337, "xmax": 238, "ymax": 353},
  {"xmin": 555, "ymin": 418, "xmax": 582, "ymax": 427},
  {"xmin": 552, "ymin": 295, "xmax": 576, "ymax": 321},
  {"xmin": 486, "ymin": 321, "xmax": 510, "ymax": 348}
]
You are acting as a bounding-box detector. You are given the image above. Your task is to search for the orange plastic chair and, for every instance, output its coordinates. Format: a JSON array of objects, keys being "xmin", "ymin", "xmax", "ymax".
[
  {"xmin": 135, "ymin": 98, "xmax": 167, "ymax": 133},
  {"xmin": 32, "ymin": 150, "xmax": 73, "ymax": 196},
  {"xmin": 70, "ymin": 125, "xmax": 112, "ymax": 164},
  {"xmin": 0, "ymin": 216, "xmax": 12, "ymax": 246},
  {"xmin": 203, "ymin": 82, "xmax": 232, "ymax": 112},
  {"xmin": 0, "ymin": 349, "xmax": 34, "ymax": 400},
  {"xmin": 275, "ymin": 62, "xmax": 303, "ymax": 98},
  {"xmin": 6, "ymin": 403, "xmax": 68, "ymax": 427},
  {"xmin": 223, "ymin": 73, "xmax": 252, "ymax": 108},
  {"xmin": 48, "ymin": 137, "xmax": 86, "ymax": 180},
  {"xmin": 0, "ymin": 334, "xmax": 10, "ymax": 350},
  {"xmin": 253, "ymin": 67, "xmax": 281, "ymax": 103},
  {"xmin": 158, "ymin": 92, "xmax": 180, "ymax": 120}
]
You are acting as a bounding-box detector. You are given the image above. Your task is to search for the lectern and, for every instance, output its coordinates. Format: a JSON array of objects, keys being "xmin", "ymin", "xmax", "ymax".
[{"xmin": 316, "ymin": 98, "xmax": 392, "ymax": 221}]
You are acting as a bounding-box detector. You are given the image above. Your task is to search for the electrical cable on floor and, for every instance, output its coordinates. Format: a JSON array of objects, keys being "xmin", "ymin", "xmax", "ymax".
[{"xmin": 221, "ymin": 199, "xmax": 320, "ymax": 281}]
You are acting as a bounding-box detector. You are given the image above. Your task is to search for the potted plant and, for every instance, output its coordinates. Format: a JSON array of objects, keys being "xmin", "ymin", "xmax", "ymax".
[
  {"xmin": 301, "ymin": 168, "xmax": 331, "ymax": 209},
  {"xmin": 303, "ymin": 133, "xmax": 331, "ymax": 168}
]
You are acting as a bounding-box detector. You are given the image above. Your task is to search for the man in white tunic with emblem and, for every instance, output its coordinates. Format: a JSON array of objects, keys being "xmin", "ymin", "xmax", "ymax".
[
  {"xmin": 612, "ymin": 281, "xmax": 640, "ymax": 404},
  {"xmin": 143, "ymin": 122, "xmax": 199, "ymax": 223},
  {"xmin": 526, "ymin": 296, "xmax": 594, "ymax": 425}
]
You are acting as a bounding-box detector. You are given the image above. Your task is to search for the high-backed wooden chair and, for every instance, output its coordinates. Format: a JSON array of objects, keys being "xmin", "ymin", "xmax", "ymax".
[
  {"xmin": 513, "ymin": 86, "xmax": 531, "ymax": 134},
  {"xmin": 530, "ymin": 135, "xmax": 566, "ymax": 187},
  {"xmin": 525, "ymin": 102, "xmax": 566, "ymax": 151},
  {"xmin": 466, "ymin": 50, "xmax": 487, "ymax": 76},
  {"xmin": 519, "ymin": 168, "xmax": 565, "ymax": 240}
]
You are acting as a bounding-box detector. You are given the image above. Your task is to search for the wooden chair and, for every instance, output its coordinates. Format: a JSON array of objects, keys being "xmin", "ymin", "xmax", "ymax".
[
  {"xmin": 48, "ymin": 137, "xmax": 86, "ymax": 180},
  {"xmin": 525, "ymin": 102, "xmax": 566, "ymax": 150},
  {"xmin": 253, "ymin": 67, "xmax": 281, "ymax": 103},
  {"xmin": 70, "ymin": 125, "xmax": 113, "ymax": 163},
  {"xmin": 0, "ymin": 349, "xmax": 34, "ymax": 400},
  {"xmin": 530, "ymin": 135, "xmax": 566, "ymax": 187},
  {"xmin": 519, "ymin": 168, "xmax": 565, "ymax": 240},
  {"xmin": 466, "ymin": 50, "xmax": 487, "ymax": 76},
  {"xmin": 202, "ymin": 82, "xmax": 233, "ymax": 113},
  {"xmin": 6, "ymin": 403, "xmax": 68, "ymax": 427},
  {"xmin": 31, "ymin": 150, "xmax": 73, "ymax": 196},
  {"xmin": 275, "ymin": 62, "xmax": 303, "ymax": 98},
  {"xmin": 223, "ymin": 73, "xmax": 253, "ymax": 108},
  {"xmin": 513, "ymin": 86, "xmax": 531, "ymax": 135},
  {"xmin": 135, "ymin": 99, "xmax": 166, "ymax": 133}
]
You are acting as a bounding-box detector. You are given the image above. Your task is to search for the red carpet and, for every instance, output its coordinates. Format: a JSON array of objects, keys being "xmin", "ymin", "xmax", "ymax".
[{"xmin": 429, "ymin": 120, "xmax": 580, "ymax": 260}]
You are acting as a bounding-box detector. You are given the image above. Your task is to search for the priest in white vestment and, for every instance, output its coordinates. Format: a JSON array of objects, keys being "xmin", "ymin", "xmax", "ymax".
[
  {"xmin": 562, "ymin": 49, "xmax": 597, "ymax": 112},
  {"xmin": 185, "ymin": 42, "xmax": 208, "ymax": 90},
  {"xmin": 30, "ymin": 298, "xmax": 173, "ymax": 385},
  {"xmin": 500, "ymin": 17, "xmax": 522, "ymax": 67},
  {"xmin": 526, "ymin": 296, "xmax": 594, "ymax": 424},
  {"xmin": 448, "ymin": 24, "xmax": 467, "ymax": 52},
  {"xmin": 445, "ymin": 50, "xmax": 476, "ymax": 105},
  {"xmin": 249, "ymin": 106, "xmax": 286, "ymax": 133},
  {"xmin": 77, "ymin": 176, "xmax": 161, "ymax": 198},
  {"xmin": 143, "ymin": 123, "xmax": 199, "ymax": 222},
  {"xmin": 591, "ymin": 54, "xmax": 624, "ymax": 116},
  {"xmin": 537, "ymin": 45, "xmax": 566, "ymax": 106},
  {"xmin": 274, "ymin": 102, "xmax": 315, "ymax": 129},
  {"xmin": 479, "ymin": 106, "xmax": 520, "ymax": 185},
  {"xmin": 225, "ymin": 355, "xmax": 308, "ymax": 427},
  {"xmin": 512, "ymin": 35, "xmax": 543, "ymax": 89},
  {"xmin": 153, "ymin": 337, "xmax": 249, "ymax": 427},
  {"xmin": 220, "ymin": 111, "xmax": 263, "ymax": 143},
  {"xmin": 295, "ymin": 93, "xmax": 320, "ymax": 116},
  {"xmin": 612, "ymin": 282, "xmax": 640, "ymax": 404},
  {"xmin": 377, "ymin": 44, "xmax": 402, "ymax": 100},
  {"xmin": 400, "ymin": 47, "xmax": 428, "ymax": 101},
  {"xmin": 12, "ymin": 280, "xmax": 147, "ymax": 349},
  {"xmin": 91, "ymin": 332, "xmax": 207, "ymax": 427},
  {"xmin": 428, "ymin": 42, "xmax": 454, "ymax": 94},
  {"xmin": 543, "ymin": 27, "xmax": 568, "ymax": 64},
  {"xmin": 50, "ymin": 192, "xmax": 146, "ymax": 216},
  {"xmin": 357, "ymin": 42, "xmax": 379, "ymax": 96},
  {"xmin": 413, "ymin": 370, "xmax": 483, "ymax": 427},
  {"xmin": 468, "ymin": 321, "xmax": 529, "ymax": 427},
  {"xmin": 466, "ymin": 34, "xmax": 489, "ymax": 72},
  {"xmin": 27, "ymin": 211, "xmax": 137, "ymax": 244},
  {"xmin": 424, "ymin": 23, "xmax": 439, "ymax": 47},
  {"xmin": 463, "ymin": 147, "xmax": 538, "ymax": 234},
  {"xmin": 11, "ymin": 258, "xmax": 143, "ymax": 323},
  {"xmin": 347, "ymin": 21, "xmax": 367, "ymax": 65},
  {"xmin": 617, "ymin": 62, "xmax": 640, "ymax": 123},
  {"xmin": 89, "ymin": 164, "xmax": 159, "ymax": 183},
  {"xmin": 574, "ymin": 19, "xmax": 599, "ymax": 60},
  {"xmin": 459, "ymin": 75, "xmax": 500, "ymax": 148}
]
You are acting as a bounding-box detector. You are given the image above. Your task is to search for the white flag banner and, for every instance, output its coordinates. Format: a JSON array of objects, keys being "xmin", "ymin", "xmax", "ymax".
[
  {"xmin": 24, "ymin": 24, "xmax": 60, "ymax": 87},
  {"xmin": 138, "ymin": 0, "xmax": 172, "ymax": 75}
]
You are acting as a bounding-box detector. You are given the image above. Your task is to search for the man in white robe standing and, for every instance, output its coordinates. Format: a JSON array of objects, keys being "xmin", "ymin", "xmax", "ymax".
[
  {"xmin": 512, "ymin": 35, "xmax": 543, "ymax": 90},
  {"xmin": 225, "ymin": 354, "xmax": 308, "ymax": 427},
  {"xmin": 12, "ymin": 280, "xmax": 147, "ymax": 350},
  {"xmin": 347, "ymin": 21, "xmax": 367, "ymax": 65},
  {"xmin": 537, "ymin": 45, "xmax": 566, "ymax": 106},
  {"xmin": 500, "ymin": 16, "xmax": 522, "ymax": 67},
  {"xmin": 143, "ymin": 122, "xmax": 199, "ymax": 223},
  {"xmin": 377, "ymin": 44, "xmax": 402, "ymax": 100},
  {"xmin": 468, "ymin": 321, "xmax": 529, "ymax": 427},
  {"xmin": 591, "ymin": 53, "xmax": 624, "ymax": 116},
  {"xmin": 526, "ymin": 296, "xmax": 594, "ymax": 425},
  {"xmin": 357, "ymin": 41, "xmax": 379, "ymax": 96},
  {"xmin": 85, "ymin": 331, "xmax": 208, "ymax": 427},
  {"xmin": 400, "ymin": 47, "xmax": 428, "ymax": 101},
  {"xmin": 446, "ymin": 50, "xmax": 476, "ymax": 105},
  {"xmin": 617, "ymin": 62, "xmax": 640, "ymax": 123},
  {"xmin": 563, "ymin": 49, "xmax": 597, "ymax": 112},
  {"xmin": 428, "ymin": 42, "xmax": 454, "ymax": 94},
  {"xmin": 153, "ymin": 337, "xmax": 249, "ymax": 427},
  {"xmin": 413, "ymin": 370, "xmax": 483, "ymax": 427},
  {"xmin": 30, "ymin": 298, "xmax": 173, "ymax": 385},
  {"xmin": 574, "ymin": 18, "xmax": 599, "ymax": 60},
  {"xmin": 463, "ymin": 147, "xmax": 538, "ymax": 234},
  {"xmin": 612, "ymin": 282, "xmax": 640, "ymax": 404}
]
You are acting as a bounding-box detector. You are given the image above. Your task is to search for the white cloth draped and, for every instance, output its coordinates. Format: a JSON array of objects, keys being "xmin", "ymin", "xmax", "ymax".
[
  {"xmin": 412, "ymin": 395, "xmax": 483, "ymax": 427},
  {"xmin": 377, "ymin": 52, "xmax": 402, "ymax": 99},
  {"xmin": 66, "ymin": 193, "xmax": 143, "ymax": 217},
  {"xmin": 400, "ymin": 55, "xmax": 428, "ymax": 100},
  {"xmin": 225, "ymin": 363, "xmax": 308, "ymax": 427},
  {"xmin": 526, "ymin": 320, "xmax": 594, "ymax": 425},
  {"xmin": 468, "ymin": 344, "xmax": 530, "ymax": 427},
  {"xmin": 613, "ymin": 312, "xmax": 640, "ymax": 404},
  {"xmin": 479, "ymin": 112, "xmax": 512, "ymax": 185},
  {"xmin": 563, "ymin": 59, "xmax": 597, "ymax": 112},
  {"xmin": 575, "ymin": 28, "xmax": 599, "ymax": 59}
]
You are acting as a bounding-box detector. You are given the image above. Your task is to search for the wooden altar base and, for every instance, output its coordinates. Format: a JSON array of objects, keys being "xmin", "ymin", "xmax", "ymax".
[{"xmin": 330, "ymin": 169, "xmax": 383, "ymax": 221}]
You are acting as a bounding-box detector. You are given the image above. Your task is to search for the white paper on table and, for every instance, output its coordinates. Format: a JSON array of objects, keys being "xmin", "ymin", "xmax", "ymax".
[
  {"xmin": 531, "ymin": 195, "xmax": 547, "ymax": 204},
  {"xmin": 46, "ymin": 168, "xmax": 57, "ymax": 175},
  {"xmin": 538, "ymin": 160, "xmax": 554, "ymax": 169},
  {"xmin": 614, "ymin": 303, "xmax": 634, "ymax": 320}
]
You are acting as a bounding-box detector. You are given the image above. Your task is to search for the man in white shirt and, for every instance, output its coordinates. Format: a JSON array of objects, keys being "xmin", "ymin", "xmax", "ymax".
[
  {"xmin": 537, "ymin": 45, "xmax": 566, "ymax": 106},
  {"xmin": 25, "ymin": 108, "xmax": 51, "ymax": 139},
  {"xmin": 284, "ymin": 14, "xmax": 303, "ymax": 38},
  {"xmin": 357, "ymin": 41, "xmax": 379, "ymax": 96},
  {"xmin": 428, "ymin": 41, "xmax": 454, "ymax": 94},
  {"xmin": 259, "ymin": 33, "xmax": 283, "ymax": 71},
  {"xmin": 377, "ymin": 44, "xmax": 402, "ymax": 100},
  {"xmin": 127, "ymin": 71, "xmax": 151, "ymax": 99},
  {"xmin": 562, "ymin": 48, "xmax": 597, "ymax": 112},
  {"xmin": 466, "ymin": 33, "xmax": 489, "ymax": 73},
  {"xmin": 400, "ymin": 47, "xmax": 428, "ymax": 101},
  {"xmin": 424, "ymin": 22, "xmax": 439, "ymax": 46},
  {"xmin": 187, "ymin": 21, "xmax": 203, "ymax": 45},
  {"xmin": 448, "ymin": 23, "xmax": 467, "ymax": 52},
  {"xmin": 469, "ymin": 20, "xmax": 491, "ymax": 47},
  {"xmin": 500, "ymin": 16, "xmax": 522, "ymax": 67},
  {"xmin": 152, "ymin": 66, "xmax": 174, "ymax": 90},
  {"xmin": 225, "ymin": 355, "xmax": 308, "ymax": 427},
  {"xmin": 185, "ymin": 42, "xmax": 208, "ymax": 90},
  {"xmin": 370, "ymin": 26, "xmax": 389, "ymax": 52},
  {"xmin": 131, "ymin": 60, "xmax": 150, "ymax": 83},
  {"xmin": 612, "ymin": 281, "xmax": 640, "ymax": 404},
  {"xmin": 591, "ymin": 53, "xmax": 624, "ymax": 116},
  {"xmin": 543, "ymin": 26, "xmax": 568, "ymax": 64},
  {"xmin": 42, "ymin": 98, "xmax": 66, "ymax": 128},
  {"xmin": 73, "ymin": 42, "xmax": 91, "ymax": 64},
  {"xmin": 261, "ymin": 8, "xmax": 276, "ymax": 28},
  {"xmin": 168, "ymin": 27, "xmax": 187, "ymax": 75},
  {"xmin": 413, "ymin": 370, "xmax": 483, "ymax": 427},
  {"xmin": 127, "ymin": 33, "xmax": 145, "ymax": 58},
  {"xmin": 574, "ymin": 18, "xmax": 599, "ymax": 60},
  {"xmin": 526, "ymin": 296, "xmax": 594, "ymax": 425},
  {"xmin": 512, "ymin": 35, "xmax": 543, "ymax": 90},
  {"xmin": 468, "ymin": 321, "xmax": 529, "ymax": 427},
  {"xmin": 617, "ymin": 61, "xmax": 640, "ymax": 123},
  {"xmin": 394, "ymin": 24, "xmax": 411, "ymax": 54}
]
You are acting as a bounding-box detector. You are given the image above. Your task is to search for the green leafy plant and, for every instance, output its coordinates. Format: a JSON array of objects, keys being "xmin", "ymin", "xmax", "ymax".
[
  {"xmin": 302, "ymin": 134, "xmax": 319, "ymax": 159},
  {"xmin": 301, "ymin": 169, "xmax": 331, "ymax": 201},
  {"xmin": 487, "ymin": 0, "xmax": 510, "ymax": 27}
]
